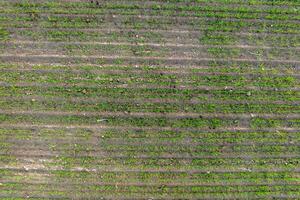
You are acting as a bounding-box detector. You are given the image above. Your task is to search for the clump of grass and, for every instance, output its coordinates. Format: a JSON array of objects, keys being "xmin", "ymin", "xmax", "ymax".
[
  {"xmin": 251, "ymin": 118, "xmax": 280, "ymax": 128},
  {"xmin": 0, "ymin": 27, "xmax": 10, "ymax": 41},
  {"xmin": 200, "ymin": 32, "xmax": 236, "ymax": 45}
]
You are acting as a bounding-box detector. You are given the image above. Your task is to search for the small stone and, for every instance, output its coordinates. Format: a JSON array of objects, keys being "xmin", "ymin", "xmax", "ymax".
[
  {"xmin": 246, "ymin": 91, "xmax": 251, "ymax": 96},
  {"xmin": 97, "ymin": 119, "xmax": 107, "ymax": 122}
]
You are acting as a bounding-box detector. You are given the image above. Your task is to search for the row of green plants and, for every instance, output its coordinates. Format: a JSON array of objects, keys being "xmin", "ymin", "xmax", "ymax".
[
  {"xmin": 2, "ymin": 1, "xmax": 299, "ymax": 15},
  {"xmin": 0, "ymin": 71, "xmax": 297, "ymax": 87},
  {"xmin": 0, "ymin": 64, "xmax": 298, "ymax": 77},
  {"xmin": 1, "ymin": 86, "xmax": 299, "ymax": 101},
  {"xmin": 11, "ymin": 29, "xmax": 300, "ymax": 48},
  {"xmin": 1, "ymin": 63, "xmax": 298, "ymax": 75},
  {"xmin": 2, "ymin": 182, "xmax": 300, "ymax": 193},
  {"xmin": 0, "ymin": 98, "xmax": 299, "ymax": 114},
  {"xmin": 1, "ymin": 127, "xmax": 299, "ymax": 140},
  {"xmin": 1, "ymin": 54, "xmax": 299, "ymax": 68},
  {"xmin": 1, "ymin": 15, "xmax": 299, "ymax": 34},
  {"xmin": 1, "ymin": 183, "xmax": 299, "ymax": 199},
  {"xmin": 1, "ymin": 168, "xmax": 299, "ymax": 181},
  {"xmin": 0, "ymin": 114, "xmax": 299, "ymax": 128},
  {"xmin": 1, "ymin": 6, "xmax": 299, "ymax": 21},
  {"xmin": 3, "ymin": 43, "xmax": 299, "ymax": 60},
  {"xmin": 0, "ymin": 152, "xmax": 298, "ymax": 170},
  {"xmin": 3, "ymin": 141, "xmax": 298, "ymax": 157},
  {"xmin": 2, "ymin": 14, "xmax": 300, "ymax": 27},
  {"xmin": 2, "ymin": 154, "xmax": 291, "ymax": 169}
]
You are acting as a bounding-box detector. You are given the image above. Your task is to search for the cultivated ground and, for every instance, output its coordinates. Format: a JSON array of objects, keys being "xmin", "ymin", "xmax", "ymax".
[{"xmin": 0, "ymin": 0, "xmax": 299, "ymax": 199}]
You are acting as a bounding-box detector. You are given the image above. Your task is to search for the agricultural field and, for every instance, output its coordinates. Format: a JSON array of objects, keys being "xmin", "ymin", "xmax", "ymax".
[{"xmin": 0, "ymin": 0, "xmax": 299, "ymax": 199}]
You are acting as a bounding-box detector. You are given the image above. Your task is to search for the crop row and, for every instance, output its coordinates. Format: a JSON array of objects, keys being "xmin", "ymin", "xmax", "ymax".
[
  {"xmin": 2, "ymin": 182, "xmax": 300, "ymax": 193},
  {"xmin": 0, "ymin": 65, "xmax": 298, "ymax": 76},
  {"xmin": 125, "ymin": 0, "xmax": 300, "ymax": 6},
  {"xmin": 4, "ymin": 134, "xmax": 298, "ymax": 146},
  {"xmin": 6, "ymin": 61, "xmax": 293, "ymax": 78},
  {"xmin": 1, "ymin": 7, "xmax": 300, "ymax": 22},
  {"xmin": 4, "ymin": 144, "xmax": 300, "ymax": 158},
  {"xmin": 1, "ymin": 16, "xmax": 299, "ymax": 34},
  {"xmin": 1, "ymin": 86, "xmax": 299, "ymax": 102},
  {"xmin": 1, "ymin": 97, "xmax": 300, "ymax": 114},
  {"xmin": 1, "ymin": 138, "xmax": 299, "ymax": 156},
  {"xmin": 3, "ymin": 0, "xmax": 300, "ymax": 7},
  {"xmin": 3, "ymin": 133, "xmax": 299, "ymax": 148},
  {"xmin": 0, "ymin": 154, "xmax": 299, "ymax": 171},
  {"xmin": 0, "ymin": 113, "xmax": 299, "ymax": 128},
  {"xmin": 2, "ymin": 42, "xmax": 299, "ymax": 60},
  {"xmin": 1, "ymin": 54, "xmax": 298, "ymax": 68},
  {"xmin": 1, "ymin": 1, "xmax": 300, "ymax": 16},
  {"xmin": 0, "ymin": 184, "xmax": 299, "ymax": 200},
  {"xmin": 2, "ymin": 168, "xmax": 299, "ymax": 183},
  {"xmin": 0, "ymin": 153, "xmax": 299, "ymax": 173},
  {"xmin": 0, "ymin": 70, "xmax": 298, "ymax": 87},
  {"xmin": 1, "ymin": 126, "xmax": 299, "ymax": 140},
  {"xmin": 3, "ymin": 146, "xmax": 300, "ymax": 159},
  {"xmin": 6, "ymin": 28, "xmax": 300, "ymax": 48},
  {"xmin": 1, "ymin": 62, "xmax": 299, "ymax": 75}
]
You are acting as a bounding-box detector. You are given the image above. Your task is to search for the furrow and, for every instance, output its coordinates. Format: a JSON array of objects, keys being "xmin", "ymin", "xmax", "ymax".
[
  {"xmin": 2, "ymin": 152, "xmax": 299, "ymax": 160},
  {"xmin": 4, "ymin": 40, "xmax": 300, "ymax": 50},
  {"xmin": 0, "ymin": 110, "xmax": 299, "ymax": 119},
  {"xmin": 1, "ymin": 54, "xmax": 299, "ymax": 65},
  {"xmin": 2, "ymin": 180, "xmax": 300, "ymax": 188},
  {"xmin": 0, "ymin": 123, "xmax": 298, "ymax": 132},
  {"xmin": 0, "ymin": 82, "xmax": 299, "ymax": 92},
  {"xmin": 1, "ymin": 166, "xmax": 299, "ymax": 174}
]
